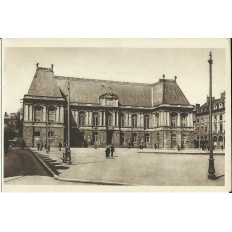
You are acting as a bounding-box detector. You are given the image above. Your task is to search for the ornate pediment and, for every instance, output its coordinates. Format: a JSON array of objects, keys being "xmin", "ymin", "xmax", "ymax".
[{"xmin": 99, "ymin": 92, "xmax": 118, "ymax": 100}]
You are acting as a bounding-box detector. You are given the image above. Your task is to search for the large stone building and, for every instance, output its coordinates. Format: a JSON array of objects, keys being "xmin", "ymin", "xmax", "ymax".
[
  {"xmin": 193, "ymin": 92, "xmax": 225, "ymax": 148},
  {"xmin": 23, "ymin": 65, "xmax": 194, "ymax": 148}
]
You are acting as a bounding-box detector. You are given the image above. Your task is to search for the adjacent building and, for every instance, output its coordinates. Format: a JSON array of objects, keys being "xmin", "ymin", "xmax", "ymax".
[
  {"xmin": 23, "ymin": 64, "xmax": 195, "ymax": 148},
  {"xmin": 193, "ymin": 92, "xmax": 225, "ymax": 148}
]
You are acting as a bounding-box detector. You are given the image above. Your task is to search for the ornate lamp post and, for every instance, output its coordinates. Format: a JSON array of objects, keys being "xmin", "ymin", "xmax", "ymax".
[{"xmin": 208, "ymin": 52, "xmax": 216, "ymax": 179}]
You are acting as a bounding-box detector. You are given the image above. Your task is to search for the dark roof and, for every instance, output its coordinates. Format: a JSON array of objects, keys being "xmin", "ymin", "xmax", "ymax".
[
  {"xmin": 25, "ymin": 67, "xmax": 191, "ymax": 107},
  {"xmin": 201, "ymin": 98, "xmax": 224, "ymax": 109},
  {"xmin": 27, "ymin": 68, "xmax": 63, "ymax": 98}
]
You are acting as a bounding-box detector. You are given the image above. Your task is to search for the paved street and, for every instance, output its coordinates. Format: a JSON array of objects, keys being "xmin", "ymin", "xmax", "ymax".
[{"xmin": 30, "ymin": 147, "xmax": 225, "ymax": 186}]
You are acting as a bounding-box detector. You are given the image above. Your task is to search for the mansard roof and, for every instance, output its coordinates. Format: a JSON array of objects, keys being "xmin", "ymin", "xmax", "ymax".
[{"xmin": 25, "ymin": 66, "xmax": 191, "ymax": 107}]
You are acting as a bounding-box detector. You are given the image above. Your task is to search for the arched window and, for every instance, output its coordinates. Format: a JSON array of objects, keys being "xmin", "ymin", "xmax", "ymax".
[
  {"xmin": 171, "ymin": 112, "xmax": 177, "ymax": 127},
  {"xmin": 92, "ymin": 113, "xmax": 99, "ymax": 127},
  {"xmin": 79, "ymin": 112, "xmax": 85, "ymax": 126},
  {"xmin": 144, "ymin": 115, "xmax": 150, "ymax": 128},
  {"xmin": 132, "ymin": 114, "xmax": 137, "ymax": 128},
  {"xmin": 180, "ymin": 113, "xmax": 187, "ymax": 127}
]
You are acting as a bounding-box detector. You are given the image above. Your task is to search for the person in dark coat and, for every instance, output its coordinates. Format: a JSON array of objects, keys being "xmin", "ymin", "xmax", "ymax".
[
  {"xmin": 44, "ymin": 143, "xmax": 47, "ymax": 150},
  {"xmin": 110, "ymin": 144, "xmax": 115, "ymax": 158},
  {"xmin": 37, "ymin": 142, "xmax": 40, "ymax": 151},
  {"xmin": 177, "ymin": 145, "xmax": 180, "ymax": 151},
  {"xmin": 105, "ymin": 145, "xmax": 111, "ymax": 159},
  {"xmin": 59, "ymin": 142, "xmax": 62, "ymax": 151},
  {"xmin": 41, "ymin": 142, "xmax": 43, "ymax": 151}
]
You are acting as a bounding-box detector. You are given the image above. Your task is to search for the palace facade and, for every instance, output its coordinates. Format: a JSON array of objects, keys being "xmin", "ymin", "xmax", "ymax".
[
  {"xmin": 193, "ymin": 92, "xmax": 225, "ymax": 148},
  {"xmin": 23, "ymin": 65, "xmax": 195, "ymax": 148}
]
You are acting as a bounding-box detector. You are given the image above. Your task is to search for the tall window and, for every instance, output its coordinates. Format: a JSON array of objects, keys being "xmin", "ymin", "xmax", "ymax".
[
  {"xmin": 48, "ymin": 110, "xmax": 55, "ymax": 122},
  {"xmin": 108, "ymin": 113, "xmax": 113, "ymax": 127},
  {"xmin": 120, "ymin": 114, "xmax": 125, "ymax": 127},
  {"xmin": 34, "ymin": 109, "xmax": 42, "ymax": 122},
  {"xmin": 220, "ymin": 123, "xmax": 223, "ymax": 132},
  {"xmin": 93, "ymin": 113, "xmax": 99, "ymax": 127},
  {"xmin": 132, "ymin": 133, "xmax": 137, "ymax": 143},
  {"xmin": 205, "ymin": 126, "xmax": 207, "ymax": 133},
  {"xmin": 145, "ymin": 134, "xmax": 150, "ymax": 143},
  {"xmin": 214, "ymin": 123, "xmax": 217, "ymax": 132},
  {"xmin": 93, "ymin": 132, "xmax": 98, "ymax": 142},
  {"xmin": 132, "ymin": 114, "xmax": 137, "ymax": 128},
  {"xmin": 155, "ymin": 113, "xmax": 159, "ymax": 127},
  {"xmin": 220, "ymin": 114, "xmax": 222, "ymax": 120},
  {"xmin": 171, "ymin": 113, "xmax": 177, "ymax": 127},
  {"xmin": 79, "ymin": 112, "xmax": 85, "ymax": 126},
  {"xmin": 181, "ymin": 115, "xmax": 187, "ymax": 127},
  {"xmin": 144, "ymin": 115, "xmax": 150, "ymax": 128}
]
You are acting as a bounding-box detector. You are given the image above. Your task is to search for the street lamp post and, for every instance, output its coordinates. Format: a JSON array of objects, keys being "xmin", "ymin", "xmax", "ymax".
[
  {"xmin": 208, "ymin": 52, "xmax": 216, "ymax": 180},
  {"xmin": 64, "ymin": 81, "xmax": 71, "ymax": 164}
]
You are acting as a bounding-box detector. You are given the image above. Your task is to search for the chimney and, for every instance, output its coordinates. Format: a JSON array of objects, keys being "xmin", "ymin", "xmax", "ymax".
[
  {"xmin": 36, "ymin": 63, "xmax": 39, "ymax": 68},
  {"xmin": 51, "ymin": 64, "xmax": 54, "ymax": 71},
  {"xmin": 162, "ymin": 74, "xmax": 165, "ymax": 79},
  {"xmin": 221, "ymin": 91, "xmax": 225, "ymax": 99},
  {"xmin": 174, "ymin": 76, "xmax": 177, "ymax": 81}
]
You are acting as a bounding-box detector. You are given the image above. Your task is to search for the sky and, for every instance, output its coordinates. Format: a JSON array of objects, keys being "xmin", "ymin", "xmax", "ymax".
[{"xmin": 3, "ymin": 45, "xmax": 227, "ymax": 113}]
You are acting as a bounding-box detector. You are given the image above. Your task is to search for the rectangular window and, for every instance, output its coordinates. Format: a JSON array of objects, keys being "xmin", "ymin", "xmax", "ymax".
[
  {"xmin": 132, "ymin": 133, "xmax": 137, "ymax": 143},
  {"xmin": 34, "ymin": 109, "xmax": 42, "ymax": 122},
  {"xmin": 33, "ymin": 131, "xmax": 40, "ymax": 136},
  {"xmin": 120, "ymin": 117, "xmax": 125, "ymax": 127},
  {"xmin": 145, "ymin": 134, "xmax": 150, "ymax": 143},
  {"xmin": 48, "ymin": 110, "xmax": 55, "ymax": 122},
  {"xmin": 220, "ymin": 115, "xmax": 222, "ymax": 120}
]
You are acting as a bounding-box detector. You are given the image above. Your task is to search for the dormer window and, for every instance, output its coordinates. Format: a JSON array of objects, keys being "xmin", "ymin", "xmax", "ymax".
[{"xmin": 99, "ymin": 92, "xmax": 119, "ymax": 107}]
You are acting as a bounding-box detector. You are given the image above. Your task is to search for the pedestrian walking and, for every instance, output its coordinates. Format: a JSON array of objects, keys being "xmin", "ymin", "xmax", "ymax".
[
  {"xmin": 41, "ymin": 142, "xmax": 43, "ymax": 151},
  {"xmin": 221, "ymin": 145, "xmax": 223, "ymax": 151},
  {"xmin": 44, "ymin": 143, "xmax": 47, "ymax": 150},
  {"xmin": 105, "ymin": 145, "xmax": 110, "ymax": 159},
  {"xmin": 59, "ymin": 142, "xmax": 62, "ymax": 151},
  {"xmin": 128, "ymin": 138, "xmax": 131, "ymax": 149},
  {"xmin": 21, "ymin": 140, "xmax": 26, "ymax": 150},
  {"xmin": 37, "ymin": 142, "xmax": 40, "ymax": 151},
  {"xmin": 177, "ymin": 145, "xmax": 180, "ymax": 151},
  {"xmin": 110, "ymin": 144, "xmax": 115, "ymax": 158},
  {"xmin": 154, "ymin": 144, "xmax": 157, "ymax": 149}
]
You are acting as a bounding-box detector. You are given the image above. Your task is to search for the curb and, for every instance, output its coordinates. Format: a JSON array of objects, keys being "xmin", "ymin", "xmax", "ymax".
[
  {"xmin": 4, "ymin": 176, "xmax": 23, "ymax": 183},
  {"xmin": 30, "ymin": 149, "xmax": 130, "ymax": 186}
]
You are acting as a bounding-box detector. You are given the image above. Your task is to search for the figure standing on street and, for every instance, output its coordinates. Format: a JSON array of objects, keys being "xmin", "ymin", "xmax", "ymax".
[
  {"xmin": 110, "ymin": 144, "xmax": 115, "ymax": 158},
  {"xmin": 41, "ymin": 142, "xmax": 43, "ymax": 151},
  {"xmin": 177, "ymin": 145, "xmax": 180, "ymax": 151},
  {"xmin": 44, "ymin": 143, "xmax": 47, "ymax": 150},
  {"xmin": 59, "ymin": 142, "xmax": 62, "ymax": 151},
  {"xmin": 105, "ymin": 145, "xmax": 110, "ymax": 159},
  {"xmin": 37, "ymin": 142, "xmax": 40, "ymax": 151}
]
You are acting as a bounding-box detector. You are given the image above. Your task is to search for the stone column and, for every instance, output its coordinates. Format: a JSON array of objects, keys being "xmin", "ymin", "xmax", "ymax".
[
  {"xmin": 102, "ymin": 111, "xmax": 106, "ymax": 126},
  {"xmin": 159, "ymin": 111, "xmax": 163, "ymax": 126},
  {"xmin": 163, "ymin": 111, "xmax": 167, "ymax": 126},
  {"xmin": 112, "ymin": 112, "xmax": 115, "ymax": 126},
  {"xmin": 177, "ymin": 112, "xmax": 181, "ymax": 127},
  {"xmin": 24, "ymin": 104, "xmax": 28, "ymax": 121},
  {"xmin": 29, "ymin": 105, "xmax": 33, "ymax": 121},
  {"xmin": 138, "ymin": 113, "xmax": 141, "ymax": 127},
  {"xmin": 76, "ymin": 111, "xmax": 79, "ymax": 126},
  {"xmin": 167, "ymin": 112, "xmax": 170, "ymax": 126},
  {"xmin": 141, "ymin": 114, "xmax": 144, "ymax": 128},
  {"xmin": 60, "ymin": 106, "xmax": 64, "ymax": 123},
  {"xmin": 55, "ymin": 108, "xmax": 59, "ymax": 122},
  {"xmin": 85, "ymin": 112, "xmax": 89, "ymax": 126},
  {"xmin": 99, "ymin": 111, "xmax": 102, "ymax": 126},
  {"xmin": 128, "ymin": 113, "xmax": 132, "ymax": 127},
  {"xmin": 42, "ymin": 106, "xmax": 46, "ymax": 122},
  {"xmin": 89, "ymin": 111, "xmax": 92, "ymax": 126}
]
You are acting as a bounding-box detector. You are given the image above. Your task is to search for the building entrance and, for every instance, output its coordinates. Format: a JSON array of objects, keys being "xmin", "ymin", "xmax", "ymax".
[{"xmin": 107, "ymin": 131, "xmax": 113, "ymax": 145}]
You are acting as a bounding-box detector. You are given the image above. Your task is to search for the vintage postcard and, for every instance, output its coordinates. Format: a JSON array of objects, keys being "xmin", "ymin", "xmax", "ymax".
[{"xmin": 1, "ymin": 39, "xmax": 231, "ymax": 192}]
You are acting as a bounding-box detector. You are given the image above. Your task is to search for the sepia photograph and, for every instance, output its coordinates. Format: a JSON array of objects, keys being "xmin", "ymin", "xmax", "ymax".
[{"xmin": 2, "ymin": 39, "xmax": 231, "ymax": 191}]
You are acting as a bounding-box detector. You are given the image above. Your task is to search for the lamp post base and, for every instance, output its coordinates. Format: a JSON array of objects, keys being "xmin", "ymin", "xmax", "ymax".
[
  {"xmin": 208, "ymin": 158, "xmax": 216, "ymax": 180},
  {"xmin": 64, "ymin": 147, "xmax": 71, "ymax": 165}
]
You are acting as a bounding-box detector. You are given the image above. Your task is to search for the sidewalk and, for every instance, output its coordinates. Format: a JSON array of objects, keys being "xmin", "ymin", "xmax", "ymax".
[{"xmin": 30, "ymin": 147, "xmax": 225, "ymax": 186}]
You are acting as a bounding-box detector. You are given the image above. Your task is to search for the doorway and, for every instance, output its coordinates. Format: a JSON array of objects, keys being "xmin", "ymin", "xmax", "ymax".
[{"xmin": 107, "ymin": 131, "xmax": 113, "ymax": 145}]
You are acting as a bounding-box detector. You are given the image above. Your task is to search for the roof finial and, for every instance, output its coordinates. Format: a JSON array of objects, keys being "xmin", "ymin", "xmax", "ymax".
[
  {"xmin": 162, "ymin": 74, "xmax": 165, "ymax": 79},
  {"xmin": 36, "ymin": 63, "xmax": 39, "ymax": 68},
  {"xmin": 51, "ymin": 64, "xmax": 54, "ymax": 71},
  {"xmin": 174, "ymin": 76, "xmax": 177, "ymax": 81}
]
